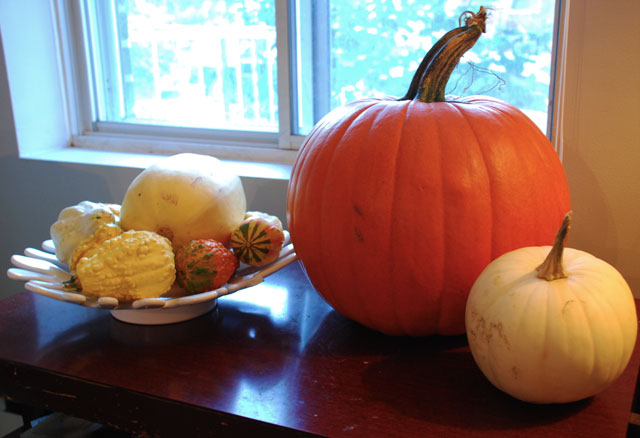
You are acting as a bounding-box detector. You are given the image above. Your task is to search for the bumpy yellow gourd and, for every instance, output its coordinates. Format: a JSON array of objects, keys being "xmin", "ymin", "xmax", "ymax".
[
  {"xmin": 75, "ymin": 230, "xmax": 176, "ymax": 301},
  {"xmin": 69, "ymin": 223, "xmax": 123, "ymax": 274},
  {"xmin": 50, "ymin": 201, "xmax": 121, "ymax": 265}
]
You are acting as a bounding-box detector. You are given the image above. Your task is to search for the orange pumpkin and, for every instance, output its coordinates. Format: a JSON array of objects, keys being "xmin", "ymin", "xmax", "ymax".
[{"xmin": 286, "ymin": 8, "xmax": 571, "ymax": 336}]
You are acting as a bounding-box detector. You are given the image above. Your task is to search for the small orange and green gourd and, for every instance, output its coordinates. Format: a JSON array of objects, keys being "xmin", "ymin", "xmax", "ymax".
[
  {"xmin": 175, "ymin": 239, "xmax": 238, "ymax": 294},
  {"xmin": 230, "ymin": 211, "xmax": 285, "ymax": 266}
]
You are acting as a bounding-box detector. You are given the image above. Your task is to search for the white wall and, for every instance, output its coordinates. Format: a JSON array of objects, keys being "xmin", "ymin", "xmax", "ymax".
[{"xmin": 561, "ymin": 0, "xmax": 640, "ymax": 296}]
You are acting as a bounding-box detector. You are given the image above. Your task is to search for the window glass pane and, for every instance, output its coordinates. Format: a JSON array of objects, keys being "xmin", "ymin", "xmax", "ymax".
[
  {"xmin": 296, "ymin": 0, "xmax": 556, "ymax": 135},
  {"xmin": 98, "ymin": 0, "xmax": 277, "ymax": 132}
]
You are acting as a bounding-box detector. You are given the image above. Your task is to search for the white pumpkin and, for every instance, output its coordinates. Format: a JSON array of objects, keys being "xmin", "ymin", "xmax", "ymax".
[
  {"xmin": 50, "ymin": 201, "xmax": 121, "ymax": 265},
  {"xmin": 465, "ymin": 213, "xmax": 637, "ymax": 404},
  {"xmin": 120, "ymin": 153, "xmax": 246, "ymax": 248}
]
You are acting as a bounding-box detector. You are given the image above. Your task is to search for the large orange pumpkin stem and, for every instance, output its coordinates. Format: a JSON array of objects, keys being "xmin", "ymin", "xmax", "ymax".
[
  {"xmin": 536, "ymin": 212, "xmax": 572, "ymax": 281},
  {"xmin": 400, "ymin": 6, "xmax": 488, "ymax": 103}
]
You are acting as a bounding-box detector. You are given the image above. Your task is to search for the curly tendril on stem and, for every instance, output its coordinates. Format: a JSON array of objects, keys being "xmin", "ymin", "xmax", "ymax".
[{"xmin": 459, "ymin": 6, "xmax": 489, "ymax": 29}]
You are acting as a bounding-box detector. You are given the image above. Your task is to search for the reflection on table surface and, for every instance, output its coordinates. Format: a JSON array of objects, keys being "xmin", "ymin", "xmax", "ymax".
[{"xmin": 1, "ymin": 261, "xmax": 639, "ymax": 438}]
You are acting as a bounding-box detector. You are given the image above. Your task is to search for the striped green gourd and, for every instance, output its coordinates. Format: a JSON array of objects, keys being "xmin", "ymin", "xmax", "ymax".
[{"xmin": 230, "ymin": 212, "xmax": 284, "ymax": 266}]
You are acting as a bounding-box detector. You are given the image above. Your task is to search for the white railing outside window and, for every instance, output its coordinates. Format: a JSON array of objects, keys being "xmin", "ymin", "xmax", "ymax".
[{"xmin": 90, "ymin": 1, "xmax": 279, "ymax": 132}]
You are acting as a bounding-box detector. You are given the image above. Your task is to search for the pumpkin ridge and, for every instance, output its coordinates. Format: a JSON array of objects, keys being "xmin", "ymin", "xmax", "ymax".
[
  {"xmin": 572, "ymin": 273, "xmax": 626, "ymax": 361},
  {"xmin": 291, "ymin": 101, "xmax": 378, "ymax": 201},
  {"xmin": 354, "ymin": 101, "xmax": 408, "ymax": 325},
  {"xmin": 435, "ymin": 102, "xmax": 493, "ymax": 334},
  {"xmin": 542, "ymin": 278, "xmax": 554, "ymax": 376},
  {"xmin": 398, "ymin": 101, "xmax": 448, "ymax": 334},
  {"xmin": 435, "ymin": 105, "xmax": 451, "ymax": 334},
  {"xmin": 558, "ymin": 281, "xmax": 608, "ymax": 397},
  {"xmin": 484, "ymin": 102, "xmax": 551, "ymax": 169},
  {"xmin": 288, "ymin": 102, "xmax": 354, "ymax": 231},
  {"xmin": 406, "ymin": 101, "xmax": 445, "ymax": 334},
  {"xmin": 564, "ymin": 282, "xmax": 597, "ymax": 379},
  {"xmin": 482, "ymin": 101, "xmax": 556, "ymax": 167},
  {"xmin": 386, "ymin": 101, "xmax": 415, "ymax": 335},
  {"xmin": 448, "ymin": 100, "xmax": 553, "ymax": 258},
  {"xmin": 491, "ymin": 102, "xmax": 570, "ymax": 246},
  {"xmin": 445, "ymin": 102, "xmax": 495, "ymax": 261},
  {"xmin": 494, "ymin": 278, "xmax": 541, "ymax": 392},
  {"xmin": 437, "ymin": 104, "xmax": 455, "ymax": 334},
  {"xmin": 483, "ymin": 284, "xmax": 527, "ymax": 383},
  {"xmin": 549, "ymin": 279, "xmax": 572, "ymax": 364},
  {"xmin": 315, "ymin": 102, "xmax": 382, "ymax": 313},
  {"xmin": 331, "ymin": 102, "xmax": 401, "ymax": 331},
  {"xmin": 340, "ymin": 114, "xmax": 374, "ymax": 332},
  {"xmin": 486, "ymin": 100, "xmax": 542, "ymax": 137}
]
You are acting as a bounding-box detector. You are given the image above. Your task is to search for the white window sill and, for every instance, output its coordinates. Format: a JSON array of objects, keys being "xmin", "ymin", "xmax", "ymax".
[{"xmin": 19, "ymin": 147, "xmax": 293, "ymax": 181}]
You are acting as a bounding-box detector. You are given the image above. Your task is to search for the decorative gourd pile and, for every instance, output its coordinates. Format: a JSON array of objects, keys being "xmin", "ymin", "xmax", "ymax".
[
  {"xmin": 286, "ymin": 7, "xmax": 571, "ymax": 336},
  {"xmin": 49, "ymin": 153, "xmax": 286, "ymax": 301}
]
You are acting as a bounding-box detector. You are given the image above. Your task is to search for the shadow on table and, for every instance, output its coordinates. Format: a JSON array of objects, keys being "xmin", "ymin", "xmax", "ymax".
[
  {"xmin": 302, "ymin": 310, "xmax": 593, "ymax": 432},
  {"xmin": 361, "ymin": 350, "xmax": 592, "ymax": 431}
]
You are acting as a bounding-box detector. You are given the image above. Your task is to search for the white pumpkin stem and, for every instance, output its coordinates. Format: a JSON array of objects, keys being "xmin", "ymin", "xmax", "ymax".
[{"xmin": 536, "ymin": 212, "xmax": 572, "ymax": 281}]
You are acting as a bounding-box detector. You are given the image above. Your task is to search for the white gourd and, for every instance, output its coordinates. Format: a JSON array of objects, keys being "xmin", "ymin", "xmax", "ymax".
[
  {"xmin": 119, "ymin": 153, "xmax": 246, "ymax": 248},
  {"xmin": 50, "ymin": 201, "xmax": 121, "ymax": 265},
  {"xmin": 465, "ymin": 213, "xmax": 637, "ymax": 404}
]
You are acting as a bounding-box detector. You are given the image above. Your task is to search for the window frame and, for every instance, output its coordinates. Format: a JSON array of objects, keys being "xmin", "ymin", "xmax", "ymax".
[
  {"xmin": 59, "ymin": 0, "xmax": 304, "ymax": 164},
  {"xmin": 1, "ymin": 0, "xmax": 568, "ymax": 171}
]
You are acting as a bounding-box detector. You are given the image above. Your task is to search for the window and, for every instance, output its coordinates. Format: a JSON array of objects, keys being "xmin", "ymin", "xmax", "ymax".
[
  {"xmin": 62, "ymin": 0, "xmax": 559, "ymax": 162},
  {"xmin": 89, "ymin": 1, "xmax": 279, "ymax": 132},
  {"xmin": 312, "ymin": 0, "xmax": 559, "ymax": 134}
]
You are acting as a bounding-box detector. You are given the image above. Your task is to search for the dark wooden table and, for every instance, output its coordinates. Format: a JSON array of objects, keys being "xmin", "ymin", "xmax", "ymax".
[{"xmin": 1, "ymin": 261, "xmax": 639, "ymax": 437}]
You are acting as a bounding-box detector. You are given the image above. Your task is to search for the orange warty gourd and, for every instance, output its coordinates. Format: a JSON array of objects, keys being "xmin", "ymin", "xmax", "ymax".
[{"xmin": 286, "ymin": 7, "xmax": 571, "ymax": 336}]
